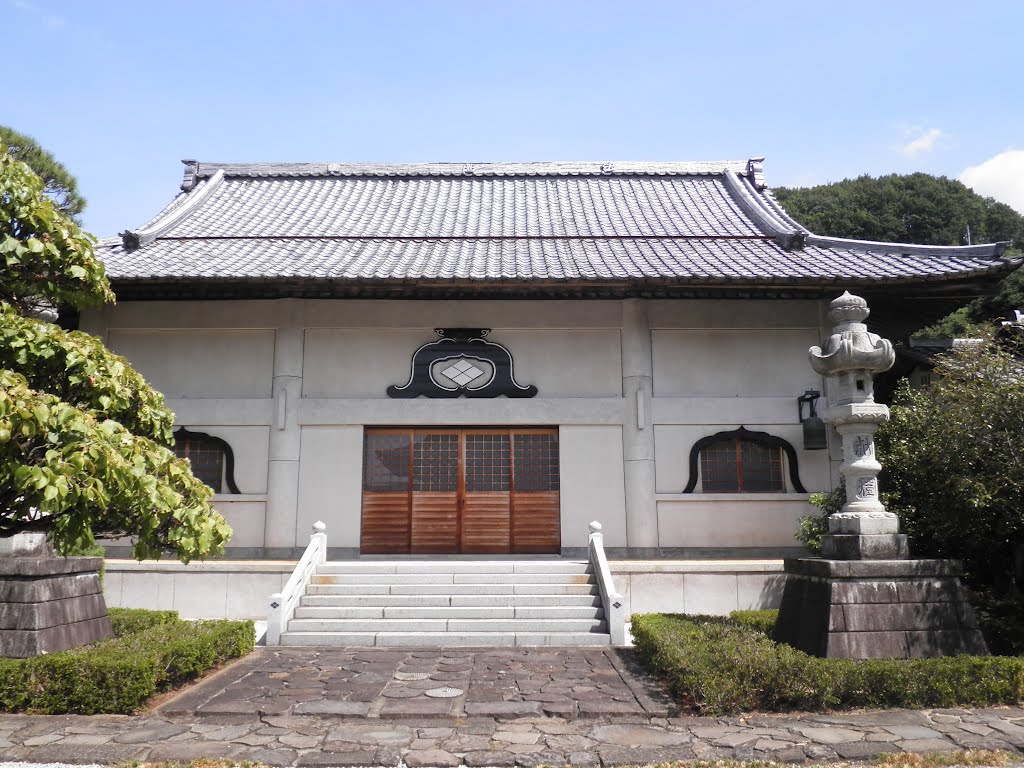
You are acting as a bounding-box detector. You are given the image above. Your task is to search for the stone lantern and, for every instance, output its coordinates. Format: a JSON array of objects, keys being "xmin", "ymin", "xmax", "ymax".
[
  {"xmin": 808, "ymin": 291, "xmax": 907, "ymax": 560},
  {"xmin": 773, "ymin": 291, "xmax": 988, "ymax": 659}
]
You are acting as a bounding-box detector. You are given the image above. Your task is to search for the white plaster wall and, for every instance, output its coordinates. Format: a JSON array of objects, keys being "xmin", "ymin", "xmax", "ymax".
[
  {"xmin": 296, "ymin": 425, "xmax": 364, "ymax": 549},
  {"xmin": 559, "ymin": 426, "xmax": 627, "ymax": 547},
  {"xmin": 303, "ymin": 329, "xmax": 426, "ymax": 398},
  {"xmin": 652, "ymin": 328, "xmax": 822, "ymax": 397},
  {"xmin": 83, "ymin": 296, "xmax": 837, "ymax": 557},
  {"xmin": 647, "ymin": 298, "xmax": 820, "ymax": 329},
  {"xmin": 107, "ymin": 329, "xmax": 275, "ymax": 398},
  {"xmin": 213, "ymin": 501, "xmax": 267, "ymax": 549},
  {"xmin": 656, "ymin": 498, "xmax": 814, "ymax": 548},
  {"xmin": 495, "ymin": 330, "xmax": 621, "ymax": 397}
]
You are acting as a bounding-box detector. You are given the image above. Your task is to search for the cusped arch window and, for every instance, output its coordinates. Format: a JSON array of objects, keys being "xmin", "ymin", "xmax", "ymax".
[
  {"xmin": 173, "ymin": 427, "xmax": 240, "ymax": 494},
  {"xmin": 683, "ymin": 427, "xmax": 806, "ymax": 494}
]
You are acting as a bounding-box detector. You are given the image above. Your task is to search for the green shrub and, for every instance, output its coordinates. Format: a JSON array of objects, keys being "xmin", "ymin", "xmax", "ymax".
[
  {"xmin": 730, "ymin": 609, "xmax": 778, "ymax": 634},
  {"xmin": 631, "ymin": 612, "xmax": 1024, "ymax": 715},
  {"xmin": 108, "ymin": 607, "xmax": 180, "ymax": 636},
  {"xmin": 0, "ymin": 610, "xmax": 254, "ymax": 714},
  {"xmin": 969, "ymin": 590, "xmax": 1024, "ymax": 656}
]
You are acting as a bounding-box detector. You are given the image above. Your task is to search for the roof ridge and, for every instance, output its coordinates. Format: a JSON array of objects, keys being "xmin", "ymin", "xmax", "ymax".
[
  {"xmin": 121, "ymin": 170, "xmax": 226, "ymax": 251},
  {"xmin": 180, "ymin": 159, "xmax": 754, "ymax": 184},
  {"xmin": 804, "ymin": 234, "xmax": 1012, "ymax": 260},
  {"xmin": 721, "ymin": 170, "xmax": 805, "ymax": 250}
]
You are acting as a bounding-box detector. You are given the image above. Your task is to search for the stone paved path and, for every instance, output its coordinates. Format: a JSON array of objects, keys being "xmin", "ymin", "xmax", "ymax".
[{"xmin": 1, "ymin": 648, "xmax": 1023, "ymax": 767}]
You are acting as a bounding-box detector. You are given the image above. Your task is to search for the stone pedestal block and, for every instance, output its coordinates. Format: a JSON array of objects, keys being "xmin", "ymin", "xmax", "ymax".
[
  {"xmin": 0, "ymin": 555, "xmax": 113, "ymax": 658},
  {"xmin": 821, "ymin": 533, "xmax": 909, "ymax": 560},
  {"xmin": 774, "ymin": 558, "xmax": 988, "ymax": 659}
]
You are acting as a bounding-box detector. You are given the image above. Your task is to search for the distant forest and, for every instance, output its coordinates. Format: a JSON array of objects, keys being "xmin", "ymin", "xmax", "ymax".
[{"xmin": 773, "ymin": 174, "xmax": 1024, "ymax": 336}]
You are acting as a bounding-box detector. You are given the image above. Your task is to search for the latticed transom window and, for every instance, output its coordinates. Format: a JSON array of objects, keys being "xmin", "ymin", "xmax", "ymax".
[
  {"xmin": 174, "ymin": 433, "xmax": 226, "ymax": 493},
  {"xmin": 700, "ymin": 437, "xmax": 784, "ymax": 492},
  {"xmin": 513, "ymin": 432, "xmax": 560, "ymax": 491}
]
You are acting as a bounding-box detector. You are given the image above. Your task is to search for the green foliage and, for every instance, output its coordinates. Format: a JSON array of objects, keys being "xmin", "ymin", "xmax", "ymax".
[
  {"xmin": 0, "ymin": 304, "xmax": 176, "ymax": 444},
  {"xmin": 0, "ymin": 369, "xmax": 229, "ymax": 560},
  {"xmin": 0, "ymin": 147, "xmax": 230, "ymax": 561},
  {"xmin": 913, "ymin": 306, "xmax": 984, "ymax": 339},
  {"xmin": 729, "ymin": 609, "xmax": 778, "ymax": 634},
  {"xmin": 876, "ymin": 335, "xmax": 1024, "ymax": 593},
  {"xmin": 969, "ymin": 591, "xmax": 1024, "ymax": 657},
  {"xmin": 0, "ymin": 126, "xmax": 86, "ymax": 219},
  {"xmin": 107, "ymin": 606, "xmax": 180, "ymax": 635},
  {"xmin": 631, "ymin": 613, "xmax": 1024, "ymax": 716},
  {"xmin": 796, "ymin": 483, "xmax": 844, "ymax": 554},
  {"xmin": 0, "ymin": 151, "xmax": 110, "ymax": 315},
  {"xmin": 0, "ymin": 610, "xmax": 254, "ymax": 714},
  {"xmin": 774, "ymin": 173, "xmax": 1024, "ymax": 251}
]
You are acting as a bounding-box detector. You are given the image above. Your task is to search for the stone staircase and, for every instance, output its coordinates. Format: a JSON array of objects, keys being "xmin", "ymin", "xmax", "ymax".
[{"xmin": 278, "ymin": 560, "xmax": 612, "ymax": 647}]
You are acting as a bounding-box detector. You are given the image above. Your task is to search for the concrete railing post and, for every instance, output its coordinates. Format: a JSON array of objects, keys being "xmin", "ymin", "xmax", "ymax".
[
  {"xmin": 266, "ymin": 521, "xmax": 327, "ymax": 646},
  {"xmin": 588, "ymin": 521, "xmax": 627, "ymax": 646}
]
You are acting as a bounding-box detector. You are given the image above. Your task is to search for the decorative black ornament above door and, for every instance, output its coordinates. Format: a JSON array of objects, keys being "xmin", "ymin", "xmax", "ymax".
[{"xmin": 387, "ymin": 328, "xmax": 538, "ymax": 399}]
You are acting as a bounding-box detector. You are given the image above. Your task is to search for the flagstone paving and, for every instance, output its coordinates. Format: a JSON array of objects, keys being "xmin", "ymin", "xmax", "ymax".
[{"xmin": 1, "ymin": 647, "xmax": 1024, "ymax": 767}]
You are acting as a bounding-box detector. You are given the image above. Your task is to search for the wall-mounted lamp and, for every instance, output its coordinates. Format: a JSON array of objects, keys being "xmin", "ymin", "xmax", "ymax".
[{"xmin": 797, "ymin": 390, "xmax": 827, "ymax": 450}]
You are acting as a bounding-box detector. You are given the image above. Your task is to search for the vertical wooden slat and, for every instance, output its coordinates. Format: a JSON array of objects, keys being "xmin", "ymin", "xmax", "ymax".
[
  {"xmin": 361, "ymin": 428, "xmax": 413, "ymax": 554},
  {"xmin": 511, "ymin": 429, "xmax": 561, "ymax": 554},
  {"xmin": 360, "ymin": 493, "xmax": 412, "ymax": 553}
]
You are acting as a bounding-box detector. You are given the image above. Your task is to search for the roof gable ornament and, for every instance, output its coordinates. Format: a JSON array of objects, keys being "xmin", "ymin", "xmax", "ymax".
[
  {"xmin": 745, "ymin": 157, "xmax": 766, "ymax": 190},
  {"xmin": 180, "ymin": 159, "xmax": 199, "ymax": 192},
  {"xmin": 387, "ymin": 328, "xmax": 538, "ymax": 399}
]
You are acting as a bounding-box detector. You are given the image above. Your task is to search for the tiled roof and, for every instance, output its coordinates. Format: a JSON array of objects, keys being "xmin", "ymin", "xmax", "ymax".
[{"xmin": 100, "ymin": 159, "xmax": 1018, "ymax": 298}]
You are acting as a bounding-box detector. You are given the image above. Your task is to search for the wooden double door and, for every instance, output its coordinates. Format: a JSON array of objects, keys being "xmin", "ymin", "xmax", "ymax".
[{"xmin": 361, "ymin": 428, "xmax": 560, "ymax": 554}]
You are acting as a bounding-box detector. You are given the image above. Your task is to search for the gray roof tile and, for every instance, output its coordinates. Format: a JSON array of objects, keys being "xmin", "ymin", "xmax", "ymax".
[{"xmin": 101, "ymin": 160, "xmax": 1017, "ymax": 295}]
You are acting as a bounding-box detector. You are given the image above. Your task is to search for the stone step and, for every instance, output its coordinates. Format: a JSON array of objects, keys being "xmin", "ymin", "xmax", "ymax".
[
  {"xmin": 306, "ymin": 583, "xmax": 598, "ymax": 596},
  {"xmin": 312, "ymin": 572, "xmax": 593, "ymax": 585},
  {"xmin": 278, "ymin": 631, "xmax": 612, "ymax": 647},
  {"xmin": 317, "ymin": 561, "xmax": 590, "ymax": 575},
  {"xmin": 299, "ymin": 593, "xmax": 603, "ymax": 608},
  {"xmin": 292, "ymin": 605, "xmax": 603, "ymax": 620},
  {"xmin": 286, "ymin": 617, "xmax": 607, "ymax": 633}
]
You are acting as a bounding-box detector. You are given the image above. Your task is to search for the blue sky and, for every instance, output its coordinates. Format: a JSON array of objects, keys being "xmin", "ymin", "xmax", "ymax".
[{"xmin": 4, "ymin": 0, "xmax": 1023, "ymax": 237}]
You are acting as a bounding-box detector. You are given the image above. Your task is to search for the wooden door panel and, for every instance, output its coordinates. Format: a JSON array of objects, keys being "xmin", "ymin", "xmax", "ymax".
[
  {"xmin": 462, "ymin": 491, "xmax": 511, "ymax": 553},
  {"xmin": 411, "ymin": 492, "xmax": 459, "ymax": 554},
  {"xmin": 512, "ymin": 491, "xmax": 560, "ymax": 554},
  {"xmin": 361, "ymin": 493, "xmax": 411, "ymax": 554},
  {"xmin": 362, "ymin": 427, "xmax": 560, "ymax": 555}
]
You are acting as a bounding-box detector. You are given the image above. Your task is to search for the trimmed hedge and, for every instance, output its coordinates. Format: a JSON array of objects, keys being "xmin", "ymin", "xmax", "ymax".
[
  {"xmin": 107, "ymin": 607, "xmax": 180, "ymax": 635},
  {"xmin": 631, "ymin": 612, "xmax": 1024, "ymax": 715},
  {"xmin": 729, "ymin": 609, "xmax": 779, "ymax": 634},
  {"xmin": 0, "ymin": 609, "xmax": 254, "ymax": 714}
]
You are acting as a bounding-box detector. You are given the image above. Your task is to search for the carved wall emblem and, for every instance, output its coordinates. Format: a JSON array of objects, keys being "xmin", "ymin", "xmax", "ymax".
[{"xmin": 387, "ymin": 328, "xmax": 538, "ymax": 399}]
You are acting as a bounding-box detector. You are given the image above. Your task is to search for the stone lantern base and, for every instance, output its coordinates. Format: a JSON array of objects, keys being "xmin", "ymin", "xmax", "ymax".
[
  {"xmin": 774, "ymin": 558, "xmax": 988, "ymax": 659},
  {"xmin": 0, "ymin": 535, "xmax": 112, "ymax": 657}
]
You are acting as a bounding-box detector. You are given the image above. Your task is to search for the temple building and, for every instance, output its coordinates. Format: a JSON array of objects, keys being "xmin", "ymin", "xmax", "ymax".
[{"xmin": 84, "ymin": 158, "xmax": 1016, "ymax": 620}]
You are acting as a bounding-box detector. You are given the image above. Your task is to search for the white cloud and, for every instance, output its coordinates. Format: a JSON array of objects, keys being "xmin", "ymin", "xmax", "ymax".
[
  {"xmin": 960, "ymin": 150, "xmax": 1024, "ymax": 214},
  {"xmin": 895, "ymin": 127, "xmax": 945, "ymax": 157}
]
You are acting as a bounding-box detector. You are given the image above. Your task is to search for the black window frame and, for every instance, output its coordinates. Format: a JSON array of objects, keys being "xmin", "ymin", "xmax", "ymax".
[
  {"xmin": 683, "ymin": 426, "xmax": 807, "ymax": 494},
  {"xmin": 173, "ymin": 427, "xmax": 241, "ymax": 494}
]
